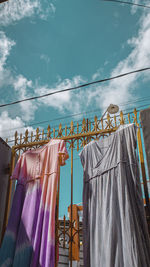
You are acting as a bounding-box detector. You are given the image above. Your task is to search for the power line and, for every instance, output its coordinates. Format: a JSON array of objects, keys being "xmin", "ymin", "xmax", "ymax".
[
  {"xmin": 0, "ymin": 67, "xmax": 150, "ymax": 108},
  {"xmin": 0, "ymin": 96, "xmax": 150, "ymax": 138},
  {"xmin": 0, "ymin": 109, "xmax": 105, "ymax": 134},
  {"xmin": 4, "ymin": 113, "xmax": 103, "ymax": 140},
  {"xmin": 0, "ymin": 0, "xmax": 8, "ymax": 4},
  {"xmin": 6, "ymin": 103, "xmax": 150, "ymax": 144},
  {"xmin": 1, "ymin": 93, "xmax": 150, "ymax": 135},
  {"xmin": 119, "ymin": 96, "xmax": 150, "ymax": 106},
  {"xmin": 102, "ymin": 0, "xmax": 150, "ymax": 9}
]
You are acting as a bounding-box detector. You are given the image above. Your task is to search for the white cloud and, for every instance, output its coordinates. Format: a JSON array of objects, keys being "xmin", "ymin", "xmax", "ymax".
[
  {"xmin": 131, "ymin": 0, "xmax": 150, "ymax": 14},
  {"xmin": 0, "ymin": 31, "xmax": 36, "ymax": 121},
  {"xmin": 14, "ymin": 75, "xmax": 37, "ymax": 121},
  {"xmin": 0, "ymin": 31, "xmax": 84, "ymax": 122},
  {"xmin": 14, "ymin": 75, "xmax": 32, "ymax": 91},
  {"xmin": 0, "ymin": 32, "xmax": 37, "ymax": 121},
  {"xmin": 92, "ymin": 68, "xmax": 103, "ymax": 81},
  {"xmin": 0, "ymin": 31, "xmax": 15, "ymax": 90},
  {"xmin": 1, "ymin": 2, "xmax": 150, "ymax": 133},
  {"xmin": 9, "ymin": 74, "xmax": 86, "ymax": 122},
  {"xmin": 49, "ymin": 3, "xmax": 56, "ymax": 14},
  {"xmin": 39, "ymin": 2, "xmax": 56, "ymax": 20},
  {"xmin": 0, "ymin": 111, "xmax": 34, "ymax": 142},
  {"xmin": 35, "ymin": 76, "xmax": 86, "ymax": 113},
  {"xmin": 0, "ymin": 31, "xmax": 15, "ymax": 71},
  {"xmin": 2, "ymin": 4, "xmax": 150, "ymax": 123},
  {"xmin": 0, "ymin": 0, "xmax": 56, "ymax": 26},
  {"xmin": 87, "ymin": 11, "xmax": 150, "ymax": 112}
]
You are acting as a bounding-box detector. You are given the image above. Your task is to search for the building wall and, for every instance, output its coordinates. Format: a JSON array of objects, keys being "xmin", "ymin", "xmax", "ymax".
[
  {"xmin": 140, "ymin": 107, "xmax": 150, "ymax": 181},
  {"xmin": 0, "ymin": 138, "xmax": 16, "ymax": 243}
]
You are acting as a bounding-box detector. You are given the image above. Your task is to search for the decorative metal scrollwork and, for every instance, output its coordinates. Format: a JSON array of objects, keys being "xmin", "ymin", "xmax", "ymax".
[{"xmin": 12, "ymin": 109, "xmax": 139, "ymax": 152}]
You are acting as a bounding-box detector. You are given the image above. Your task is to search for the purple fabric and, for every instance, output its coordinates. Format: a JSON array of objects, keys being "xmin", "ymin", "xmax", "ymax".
[{"xmin": 0, "ymin": 140, "xmax": 69, "ymax": 267}]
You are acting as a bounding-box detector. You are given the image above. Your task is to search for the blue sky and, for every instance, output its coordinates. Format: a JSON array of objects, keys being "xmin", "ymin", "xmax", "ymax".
[{"xmin": 0, "ymin": 0, "xmax": 150, "ymax": 216}]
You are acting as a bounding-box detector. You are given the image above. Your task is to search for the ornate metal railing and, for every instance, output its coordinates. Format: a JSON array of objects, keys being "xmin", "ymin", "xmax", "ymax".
[{"xmin": 3, "ymin": 108, "xmax": 150, "ymax": 267}]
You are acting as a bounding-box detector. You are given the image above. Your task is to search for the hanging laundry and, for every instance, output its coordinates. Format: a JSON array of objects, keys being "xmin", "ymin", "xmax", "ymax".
[
  {"xmin": 0, "ymin": 139, "xmax": 69, "ymax": 267},
  {"xmin": 80, "ymin": 124, "xmax": 150, "ymax": 267}
]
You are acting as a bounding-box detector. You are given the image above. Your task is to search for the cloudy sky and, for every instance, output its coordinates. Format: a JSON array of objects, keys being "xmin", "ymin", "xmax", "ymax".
[
  {"xmin": 0, "ymin": 0, "xmax": 150, "ymax": 215},
  {"xmin": 0, "ymin": 0, "xmax": 150, "ymax": 140}
]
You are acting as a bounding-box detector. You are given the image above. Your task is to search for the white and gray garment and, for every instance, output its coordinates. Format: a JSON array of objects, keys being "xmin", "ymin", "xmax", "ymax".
[{"xmin": 79, "ymin": 123, "xmax": 150, "ymax": 267}]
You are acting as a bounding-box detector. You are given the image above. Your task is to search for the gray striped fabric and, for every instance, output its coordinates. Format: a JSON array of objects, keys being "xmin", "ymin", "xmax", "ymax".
[{"xmin": 80, "ymin": 124, "xmax": 150, "ymax": 267}]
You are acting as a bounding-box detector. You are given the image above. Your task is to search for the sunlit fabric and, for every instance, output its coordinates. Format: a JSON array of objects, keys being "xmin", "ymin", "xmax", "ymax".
[
  {"xmin": 80, "ymin": 124, "xmax": 150, "ymax": 267},
  {"xmin": 0, "ymin": 139, "xmax": 68, "ymax": 267}
]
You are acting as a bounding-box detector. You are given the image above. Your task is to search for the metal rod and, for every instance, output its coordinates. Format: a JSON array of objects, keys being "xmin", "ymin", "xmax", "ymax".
[
  {"xmin": 63, "ymin": 215, "xmax": 66, "ymax": 249},
  {"xmin": 137, "ymin": 127, "xmax": 150, "ymax": 212},
  {"xmin": 70, "ymin": 141, "xmax": 74, "ymax": 267},
  {"xmin": 55, "ymin": 158, "xmax": 61, "ymax": 267}
]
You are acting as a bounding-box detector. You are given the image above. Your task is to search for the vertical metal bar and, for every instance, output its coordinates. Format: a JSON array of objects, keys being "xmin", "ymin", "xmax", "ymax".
[
  {"xmin": 86, "ymin": 119, "xmax": 89, "ymax": 144},
  {"xmin": 63, "ymin": 215, "xmax": 66, "ymax": 249},
  {"xmin": 1, "ymin": 150, "xmax": 16, "ymax": 242},
  {"xmin": 55, "ymin": 158, "xmax": 60, "ymax": 267},
  {"xmin": 70, "ymin": 141, "xmax": 74, "ymax": 267},
  {"xmin": 137, "ymin": 127, "xmax": 150, "ymax": 211},
  {"xmin": 69, "ymin": 205, "xmax": 80, "ymax": 261}
]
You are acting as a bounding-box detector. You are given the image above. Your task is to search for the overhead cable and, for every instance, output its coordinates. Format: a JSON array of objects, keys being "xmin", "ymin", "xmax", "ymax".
[
  {"xmin": 102, "ymin": 0, "xmax": 150, "ymax": 9},
  {"xmin": 0, "ymin": 109, "xmax": 104, "ymax": 133},
  {"xmin": 1, "ymin": 94, "xmax": 150, "ymax": 134},
  {"xmin": 0, "ymin": 0, "xmax": 8, "ymax": 4},
  {"xmin": 0, "ymin": 67, "xmax": 150, "ymax": 108},
  {"xmin": 6, "ymin": 103, "xmax": 150, "ymax": 144}
]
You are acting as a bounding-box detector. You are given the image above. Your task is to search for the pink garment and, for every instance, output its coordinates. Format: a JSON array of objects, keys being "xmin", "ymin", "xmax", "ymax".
[
  {"xmin": 0, "ymin": 139, "xmax": 69, "ymax": 267},
  {"xmin": 12, "ymin": 139, "xmax": 68, "ymax": 183}
]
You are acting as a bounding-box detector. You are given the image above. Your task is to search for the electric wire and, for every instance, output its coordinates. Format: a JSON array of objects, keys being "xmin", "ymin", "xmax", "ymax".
[
  {"xmin": 0, "ymin": 67, "xmax": 150, "ymax": 108},
  {"xmin": 1, "ymin": 94, "xmax": 150, "ymax": 134},
  {"xmin": 102, "ymin": 0, "xmax": 150, "ymax": 9},
  {"xmin": 3, "ymin": 102, "xmax": 150, "ymax": 142},
  {"xmin": 0, "ymin": 109, "xmax": 108, "ymax": 133},
  {"xmin": 0, "ymin": 0, "xmax": 8, "ymax": 4},
  {"xmin": 6, "ymin": 103, "xmax": 150, "ymax": 144},
  {"xmin": 3, "ymin": 100, "xmax": 150, "ymax": 139}
]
